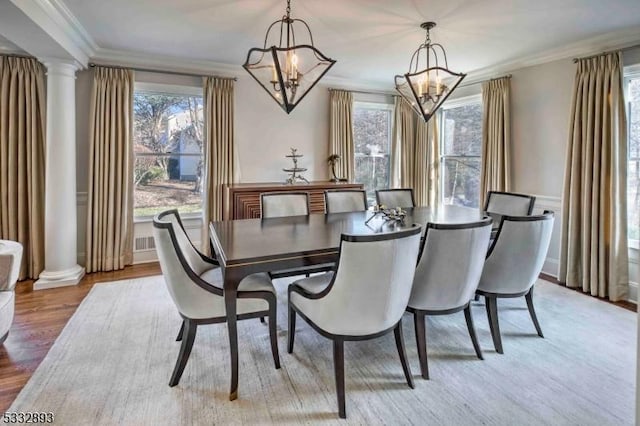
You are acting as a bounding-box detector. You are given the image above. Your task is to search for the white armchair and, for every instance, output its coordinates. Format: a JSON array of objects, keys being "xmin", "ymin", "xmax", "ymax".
[
  {"xmin": 287, "ymin": 226, "xmax": 422, "ymax": 419},
  {"xmin": 0, "ymin": 240, "xmax": 23, "ymax": 344},
  {"xmin": 324, "ymin": 189, "xmax": 368, "ymax": 213},
  {"xmin": 153, "ymin": 210, "xmax": 280, "ymax": 387},
  {"xmin": 375, "ymin": 188, "xmax": 415, "ymax": 208},
  {"xmin": 407, "ymin": 218, "xmax": 492, "ymax": 379},
  {"xmin": 477, "ymin": 211, "xmax": 554, "ymax": 353}
]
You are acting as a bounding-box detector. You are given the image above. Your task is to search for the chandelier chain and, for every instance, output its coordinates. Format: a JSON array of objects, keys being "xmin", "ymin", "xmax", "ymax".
[{"xmin": 286, "ymin": 0, "xmax": 291, "ymax": 19}]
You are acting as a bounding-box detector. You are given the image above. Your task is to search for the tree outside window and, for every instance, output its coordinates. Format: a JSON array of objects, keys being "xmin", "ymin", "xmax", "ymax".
[
  {"xmin": 133, "ymin": 89, "xmax": 204, "ymax": 219},
  {"xmin": 626, "ymin": 73, "xmax": 640, "ymax": 244},
  {"xmin": 440, "ymin": 97, "xmax": 483, "ymax": 208}
]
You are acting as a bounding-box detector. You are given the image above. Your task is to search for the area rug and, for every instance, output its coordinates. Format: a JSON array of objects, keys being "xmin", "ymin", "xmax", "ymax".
[{"xmin": 8, "ymin": 276, "xmax": 635, "ymax": 425}]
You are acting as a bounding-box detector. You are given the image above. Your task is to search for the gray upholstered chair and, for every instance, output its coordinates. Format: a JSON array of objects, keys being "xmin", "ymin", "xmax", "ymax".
[
  {"xmin": 484, "ymin": 191, "xmax": 536, "ymax": 226},
  {"xmin": 324, "ymin": 189, "xmax": 368, "ymax": 213},
  {"xmin": 261, "ymin": 192, "xmax": 310, "ymax": 218},
  {"xmin": 153, "ymin": 210, "xmax": 280, "ymax": 387},
  {"xmin": 288, "ymin": 226, "xmax": 422, "ymax": 419},
  {"xmin": 0, "ymin": 240, "xmax": 23, "ymax": 344},
  {"xmin": 260, "ymin": 191, "xmax": 333, "ymax": 278},
  {"xmin": 476, "ymin": 211, "xmax": 554, "ymax": 354},
  {"xmin": 375, "ymin": 188, "xmax": 415, "ymax": 208},
  {"xmin": 407, "ymin": 218, "xmax": 492, "ymax": 379}
]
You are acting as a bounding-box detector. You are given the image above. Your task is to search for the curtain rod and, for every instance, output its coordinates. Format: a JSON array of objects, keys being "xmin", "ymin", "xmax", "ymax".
[
  {"xmin": 573, "ymin": 44, "xmax": 640, "ymax": 63},
  {"xmin": 88, "ymin": 62, "xmax": 237, "ymax": 81},
  {"xmin": 0, "ymin": 52, "xmax": 36, "ymax": 60}
]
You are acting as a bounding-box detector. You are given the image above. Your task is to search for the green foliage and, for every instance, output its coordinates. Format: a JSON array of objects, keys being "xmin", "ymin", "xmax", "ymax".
[{"xmin": 136, "ymin": 165, "xmax": 165, "ymax": 186}]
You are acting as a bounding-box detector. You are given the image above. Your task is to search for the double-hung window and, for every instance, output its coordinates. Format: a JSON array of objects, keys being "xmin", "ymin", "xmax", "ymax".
[
  {"xmin": 353, "ymin": 102, "xmax": 394, "ymax": 205},
  {"xmin": 133, "ymin": 84, "xmax": 204, "ymax": 220},
  {"xmin": 439, "ymin": 95, "xmax": 483, "ymax": 208}
]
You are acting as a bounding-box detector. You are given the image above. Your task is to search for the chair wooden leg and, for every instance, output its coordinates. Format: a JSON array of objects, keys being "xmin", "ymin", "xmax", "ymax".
[
  {"xmin": 394, "ymin": 320, "xmax": 414, "ymax": 389},
  {"xmin": 176, "ymin": 320, "xmax": 185, "ymax": 342},
  {"xmin": 333, "ymin": 339, "xmax": 346, "ymax": 419},
  {"xmin": 169, "ymin": 319, "xmax": 197, "ymax": 387},
  {"xmin": 268, "ymin": 299, "xmax": 281, "ymax": 369},
  {"xmin": 525, "ymin": 287, "xmax": 544, "ymax": 338},
  {"xmin": 260, "ymin": 317, "xmax": 266, "ymax": 324},
  {"xmin": 288, "ymin": 305, "xmax": 296, "ymax": 354},
  {"xmin": 413, "ymin": 312, "xmax": 429, "ymax": 379},
  {"xmin": 485, "ymin": 296, "xmax": 503, "ymax": 354},
  {"xmin": 464, "ymin": 305, "xmax": 483, "ymax": 360}
]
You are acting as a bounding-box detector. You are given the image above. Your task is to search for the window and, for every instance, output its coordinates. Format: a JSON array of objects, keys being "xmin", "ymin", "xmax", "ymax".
[
  {"xmin": 625, "ymin": 69, "xmax": 640, "ymax": 246},
  {"xmin": 353, "ymin": 102, "xmax": 394, "ymax": 204},
  {"xmin": 439, "ymin": 96, "xmax": 483, "ymax": 208},
  {"xmin": 133, "ymin": 84, "xmax": 204, "ymax": 219}
]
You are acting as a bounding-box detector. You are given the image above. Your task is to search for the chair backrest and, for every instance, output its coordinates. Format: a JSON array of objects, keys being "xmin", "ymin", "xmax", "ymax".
[
  {"xmin": 324, "ymin": 190, "xmax": 367, "ymax": 213},
  {"xmin": 408, "ymin": 219, "xmax": 493, "ymax": 312},
  {"xmin": 485, "ymin": 191, "xmax": 536, "ymax": 216},
  {"xmin": 310, "ymin": 226, "xmax": 422, "ymax": 336},
  {"xmin": 261, "ymin": 192, "xmax": 310, "ymax": 218},
  {"xmin": 0, "ymin": 255, "xmax": 13, "ymax": 292},
  {"xmin": 153, "ymin": 212, "xmax": 222, "ymax": 318},
  {"xmin": 0, "ymin": 240, "xmax": 22, "ymax": 292},
  {"xmin": 478, "ymin": 212, "xmax": 554, "ymax": 295},
  {"xmin": 158, "ymin": 210, "xmax": 212, "ymax": 275},
  {"xmin": 376, "ymin": 189, "xmax": 415, "ymax": 208}
]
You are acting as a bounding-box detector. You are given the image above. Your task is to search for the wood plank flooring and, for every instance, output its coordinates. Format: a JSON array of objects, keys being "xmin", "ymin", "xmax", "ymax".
[{"xmin": 0, "ymin": 263, "xmax": 161, "ymax": 411}]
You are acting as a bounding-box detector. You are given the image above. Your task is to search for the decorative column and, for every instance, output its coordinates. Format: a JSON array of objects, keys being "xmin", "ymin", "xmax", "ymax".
[{"xmin": 34, "ymin": 60, "xmax": 85, "ymax": 290}]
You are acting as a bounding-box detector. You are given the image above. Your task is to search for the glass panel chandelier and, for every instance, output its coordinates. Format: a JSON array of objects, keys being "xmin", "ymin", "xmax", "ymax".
[
  {"xmin": 243, "ymin": 0, "xmax": 336, "ymax": 114},
  {"xmin": 395, "ymin": 22, "xmax": 466, "ymax": 122}
]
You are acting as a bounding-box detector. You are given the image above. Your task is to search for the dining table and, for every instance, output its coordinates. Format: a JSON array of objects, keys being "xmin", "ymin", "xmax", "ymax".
[{"xmin": 209, "ymin": 204, "xmax": 484, "ymax": 400}]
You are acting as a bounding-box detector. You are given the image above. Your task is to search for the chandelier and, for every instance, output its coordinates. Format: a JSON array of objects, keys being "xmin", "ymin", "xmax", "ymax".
[
  {"xmin": 395, "ymin": 22, "xmax": 466, "ymax": 122},
  {"xmin": 243, "ymin": 0, "xmax": 336, "ymax": 114}
]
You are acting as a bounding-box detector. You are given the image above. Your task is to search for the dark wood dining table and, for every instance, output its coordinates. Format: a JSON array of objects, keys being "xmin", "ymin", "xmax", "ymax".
[{"xmin": 209, "ymin": 205, "xmax": 484, "ymax": 400}]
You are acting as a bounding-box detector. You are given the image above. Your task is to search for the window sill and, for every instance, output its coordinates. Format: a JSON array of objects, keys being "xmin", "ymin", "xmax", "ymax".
[{"xmin": 134, "ymin": 213, "xmax": 203, "ymax": 224}]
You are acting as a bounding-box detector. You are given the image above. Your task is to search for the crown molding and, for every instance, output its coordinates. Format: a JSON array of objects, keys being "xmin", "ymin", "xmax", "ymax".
[
  {"xmin": 8, "ymin": 0, "xmax": 97, "ymax": 67},
  {"xmin": 463, "ymin": 25, "xmax": 640, "ymax": 85},
  {"xmin": 91, "ymin": 47, "xmax": 241, "ymax": 77}
]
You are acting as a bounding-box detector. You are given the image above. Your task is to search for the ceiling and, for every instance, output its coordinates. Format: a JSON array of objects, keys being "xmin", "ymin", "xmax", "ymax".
[{"xmin": 62, "ymin": 0, "xmax": 640, "ymax": 84}]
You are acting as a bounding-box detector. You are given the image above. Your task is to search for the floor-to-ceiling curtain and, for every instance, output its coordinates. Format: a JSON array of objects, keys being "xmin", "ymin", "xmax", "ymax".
[
  {"xmin": 329, "ymin": 90, "xmax": 354, "ymax": 181},
  {"xmin": 86, "ymin": 66, "xmax": 135, "ymax": 273},
  {"xmin": 480, "ymin": 76, "xmax": 511, "ymax": 206},
  {"xmin": 414, "ymin": 117, "xmax": 440, "ymax": 207},
  {"xmin": 391, "ymin": 96, "xmax": 439, "ymax": 205},
  {"xmin": 203, "ymin": 77, "xmax": 235, "ymax": 244},
  {"xmin": 391, "ymin": 97, "xmax": 416, "ymax": 188},
  {"xmin": 0, "ymin": 56, "xmax": 46, "ymax": 280},
  {"xmin": 559, "ymin": 52, "xmax": 628, "ymax": 301}
]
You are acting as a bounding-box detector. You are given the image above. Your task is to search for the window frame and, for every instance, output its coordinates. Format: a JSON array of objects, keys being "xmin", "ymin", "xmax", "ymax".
[
  {"xmin": 132, "ymin": 82, "xmax": 205, "ymax": 222},
  {"xmin": 438, "ymin": 94, "xmax": 483, "ymax": 207},
  {"xmin": 624, "ymin": 65, "xmax": 640, "ymax": 250},
  {"xmin": 352, "ymin": 100, "xmax": 395, "ymax": 201}
]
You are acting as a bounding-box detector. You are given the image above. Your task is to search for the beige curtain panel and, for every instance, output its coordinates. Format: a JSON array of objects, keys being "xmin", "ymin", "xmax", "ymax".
[
  {"xmin": 559, "ymin": 52, "xmax": 628, "ymax": 301},
  {"xmin": 391, "ymin": 96, "xmax": 440, "ymax": 206},
  {"xmin": 86, "ymin": 66, "xmax": 135, "ymax": 273},
  {"xmin": 0, "ymin": 56, "xmax": 46, "ymax": 280},
  {"xmin": 203, "ymin": 77, "xmax": 236, "ymax": 241},
  {"xmin": 480, "ymin": 76, "xmax": 512, "ymax": 206},
  {"xmin": 391, "ymin": 97, "xmax": 416, "ymax": 188},
  {"xmin": 329, "ymin": 90, "xmax": 354, "ymax": 181},
  {"xmin": 414, "ymin": 117, "xmax": 440, "ymax": 207}
]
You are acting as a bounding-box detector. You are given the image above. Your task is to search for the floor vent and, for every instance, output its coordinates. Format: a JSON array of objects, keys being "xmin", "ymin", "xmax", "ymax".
[{"xmin": 134, "ymin": 236, "xmax": 156, "ymax": 252}]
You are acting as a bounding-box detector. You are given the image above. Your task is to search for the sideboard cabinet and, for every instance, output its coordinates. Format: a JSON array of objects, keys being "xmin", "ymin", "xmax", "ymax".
[{"xmin": 223, "ymin": 181, "xmax": 364, "ymax": 220}]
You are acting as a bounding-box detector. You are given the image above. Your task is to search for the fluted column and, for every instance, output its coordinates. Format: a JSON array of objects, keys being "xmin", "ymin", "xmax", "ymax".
[{"xmin": 34, "ymin": 60, "xmax": 85, "ymax": 290}]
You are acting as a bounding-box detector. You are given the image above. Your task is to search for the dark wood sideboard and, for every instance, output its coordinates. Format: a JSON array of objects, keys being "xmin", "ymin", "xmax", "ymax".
[{"xmin": 223, "ymin": 181, "xmax": 364, "ymax": 220}]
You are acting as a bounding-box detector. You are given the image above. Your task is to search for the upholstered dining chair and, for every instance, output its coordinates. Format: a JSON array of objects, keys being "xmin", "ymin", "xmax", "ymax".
[
  {"xmin": 260, "ymin": 191, "xmax": 333, "ymax": 278},
  {"xmin": 376, "ymin": 188, "xmax": 415, "ymax": 208},
  {"xmin": 261, "ymin": 192, "xmax": 310, "ymax": 218},
  {"xmin": 324, "ymin": 189, "xmax": 368, "ymax": 213},
  {"xmin": 484, "ymin": 191, "xmax": 536, "ymax": 223},
  {"xmin": 0, "ymin": 240, "xmax": 23, "ymax": 344},
  {"xmin": 476, "ymin": 211, "xmax": 554, "ymax": 354},
  {"xmin": 153, "ymin": 210, "xmax": 280, "ymax": 387},
  {"xmin": 407, "ymin": 218, "xmax": 493, "ymax": 379},
  {"xmin": 287, "ymin": 226, "xmax": 422, "ymax": 419}
]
